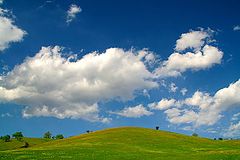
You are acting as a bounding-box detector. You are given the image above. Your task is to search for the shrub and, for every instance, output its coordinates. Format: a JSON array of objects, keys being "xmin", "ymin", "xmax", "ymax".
[
  {"xmin": 12, "ymin": 132, "xmax": 24, "ymax": 141},
  {"xmin": 218, "ymin": 138, "xmax": 223, "ymax": 140},
  {"xmin": 55, "ymin": 134, "xmax": 64, "ymax": 139},
  {"xmin": 192, "ymin": 133, "xmax": 198, "ymax": 137},
  {"xmin": 2, "ymin": 135, "xmax": 11, "ymax": 142},
  {"xmin": 43, "ymin": 131, "xmax": 52, "ymax": 139},
  {"xmin": 156, "ymin": 126, "xmax": 159, "ymax": 130}
]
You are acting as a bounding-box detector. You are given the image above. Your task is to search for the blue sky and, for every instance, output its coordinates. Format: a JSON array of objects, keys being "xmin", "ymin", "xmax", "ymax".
[{"xmin": 0, "ymin": 0, "xmax": 240, "ymax": 138}]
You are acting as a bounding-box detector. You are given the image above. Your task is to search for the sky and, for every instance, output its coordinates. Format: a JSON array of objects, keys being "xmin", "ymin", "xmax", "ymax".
[{"xmin": 0, "ymin": 0, "xmax": 240, "ymax": 139}]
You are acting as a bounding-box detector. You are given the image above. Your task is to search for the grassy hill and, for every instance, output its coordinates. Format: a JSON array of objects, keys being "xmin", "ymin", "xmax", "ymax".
[
  {"xmin": 0, "ymin": 137, "xmax": 51, "ymax": 151},
  {"xmin": 0, "ymin": 127, "xmax": 240, "ymax": 160}
]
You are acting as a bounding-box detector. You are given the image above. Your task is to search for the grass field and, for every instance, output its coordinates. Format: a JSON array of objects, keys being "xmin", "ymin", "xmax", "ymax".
[
  {"xmin": 0, "ymin": 127, "xmax": 240, "ymax": 160},
  {"xmin": 0, "ymin": 137, "xmax": 51, "ymax": 151}
]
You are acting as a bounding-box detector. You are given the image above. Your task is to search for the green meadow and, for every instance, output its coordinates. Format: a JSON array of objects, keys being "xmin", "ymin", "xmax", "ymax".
[{"xmin": 0, "ymin": 127, "xmax": 240, "ymax": 160}]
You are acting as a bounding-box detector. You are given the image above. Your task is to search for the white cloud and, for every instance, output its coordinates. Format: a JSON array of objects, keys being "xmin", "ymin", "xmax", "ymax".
[
  {"xmin": 66, "ymin": 4, "xmax": 81, "ymax": 24},
  {"xmin": 1, "ymin": 113, "xmax": 12, "ymax": 118},
  {"xmin": 0, "ymin": 8, "xmax": 26, "ymax": 52},
  {"xmin": 169, "ymin": 82, "xmax": 178, "ymax": 93},
  {"xmin": 154, "ymin": 29, "xmax": 223, "ymax": 78},
  {"xmin": 110, "ymin": 104, "xmax": 153, "ymax": 118},
  {"xmin": 0, "ymin": 46, "xmax": 158, "ymax": 122},
  {"xmin": 153, "ymin": 79, "xmax": 240, "ymax": 127},
  {"xmin": 206, "ymin": 128, "xmax": 217, "ymax": 134},
  {"xmin": 148, "ymin": 98, "xmax": 177, "ymax": 110},
  {"xmin": 164, "ymin": 108, "xmax": 198, "ymax": 124},
  {"xmin": 184, "ymin": 91, "xmax": 214, "ymax": 110},
  {"xmin": 155, "ymin": 45, "xmax": 223, "ymax": 77},
  {"xmin": 231, "ymin": 112, "xmax": 240, "ymax": 121},
  {"xmin": 224, "ymin": 121, "xmax": 240, "ymax": 138},
  {"xmin": 180, "ymin": 88, "xmax": 187, "ymax": 96},
  {"xmin": 143, "ymin": 89, "xmax": 150, "ymax": 98},
  {"xmin": 233, "ymin": 25, "xmax": 240, "ymax": 31},
  {"xmin": 137, "ymin": 49, "xmax": 157, "ymax": 68},
  {"xmin": 175, "ymin": 29, "xmax": 211, "ymax": 51},
  {"xmin": 181, "ymin": 126, "xmax": 194, "ymax": 131},
  {"xmin": 0, "ymin": 0, "xmax": 3, "ymax": 4}
]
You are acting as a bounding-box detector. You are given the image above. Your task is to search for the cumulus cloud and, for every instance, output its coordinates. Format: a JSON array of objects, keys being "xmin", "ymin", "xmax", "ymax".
[
  {"xmin": 184, "ymin": 91, "xmax": 214, "ymax": 110},
  {"xmin": 66, "ymin": 4, "xmax": 81, "ymax": 24},
  {"xmin": 151, "ymin": 79, "xmax": 240, "ymax": 127},
  {"xmin": 110, "ymin": 104, "xmax": 153, "ymax": 118},
  {"xmin": 233, "ymin": 25, "xmax": 240, "ymax": 31},
  {"xmin": 0, "ymin": 46, "xmax": 158, "ymax": 122},
  {"xmin": 148, "ymin": 98, "xmax": 177, "ymax": 110},
  {"xmin": 165, "ymin": 108, "xmax": 198, "ymax": 124},
  {"xmin": 155, "ymin": 45, "xmax": 223, "ymax": 77},
  {"xmin": 175, "ymin": 29, "xmax": 211, "ymax": 51},
  {"xmin": 224, "ymin": 121, "xmax": 240, "ymax": 138},
  {"xmin": 0, "ymin": 8, "xmax": 26, "ymax": 52},
  {"xmin": 154, "ymin": 29, "xmax": 223, "ymax": 77}
]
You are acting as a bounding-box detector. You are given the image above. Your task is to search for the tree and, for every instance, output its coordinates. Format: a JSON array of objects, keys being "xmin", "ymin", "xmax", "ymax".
[
  {"xmin": 2, "ymin": 135, "xmax": 11, "ymax": 142},
  {"xmin": 156, "ymin": 126, "xmax": 159, "ymax": 130},
  {"xmin": 12, "ymin": 132, "xmax": 23, "ymax": 141},
  {"xmin": 55, "ymin": 134, "xmax": 64, "ymax": 139},
  {"xmin": 43, "ymin": 131, "xmax": 52, "ymax": 139},
  {"xmin": 192, "ymin": 133, "xmax": 198, "ymax": 137},
  {"xmin": 218, "ymin": 137, "xmax": 223, "ymax": 140}
]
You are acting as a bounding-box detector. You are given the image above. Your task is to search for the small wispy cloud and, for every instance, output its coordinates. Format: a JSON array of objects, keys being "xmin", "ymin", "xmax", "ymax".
[
  {"xmin": 233, "ymin": 25, "xmax": 240, "ymax": 31},
  {"xmin": 37, "ymin": 0, "xmax": 55, "ymax": 10},
  {"xmin": 231, "ymin": 112, "xmax": 240, "ymax": 121},
  {"xmin": 169, "ymin": 83, "xmax": 178, "ymax": 93},
  {"xmin": 1, "ymin": 113, "xmax": 12, "ymax": 118},
  {"xmin": 180, "ymin": 88, "xmax": 188, "ymax": 96},
  {"xmin": 66, "ymin": 4, "xmax": 82, "ymax": 24}
]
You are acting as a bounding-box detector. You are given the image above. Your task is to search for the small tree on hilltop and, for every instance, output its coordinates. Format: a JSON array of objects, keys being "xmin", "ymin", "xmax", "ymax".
[
  {"xmin": 2, "ymin": 135, "xmax": 11, "ymax": 142},
  {"xmin": 156, "ymin": 126, "xmax": 159, "ymax": 130},
  {"xmin": 43, "ymin": 131, "xmax": 52, "ymax": 139},
  {"xmin": 192, "ymin": 133, "xmax": 198, "ymax": 137},
  {"xmin": 55, "ymin": 134, "xmax": 64, "ymax": 139},
  {"xmin": 12, "ymin": 132, "xmax": 24, "ymax": 141}
]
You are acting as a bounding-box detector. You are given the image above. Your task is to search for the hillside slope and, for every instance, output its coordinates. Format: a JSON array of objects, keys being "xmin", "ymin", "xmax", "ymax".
[
  {"xmin": 0, "ymin": 127, "xmax": 240, "ymax": 160},
  {"xmin": 0, "ymin": 137, "xmax": 51, "ymax": 151}
]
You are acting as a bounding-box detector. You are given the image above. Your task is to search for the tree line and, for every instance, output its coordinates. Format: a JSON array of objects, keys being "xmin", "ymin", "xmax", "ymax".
[{"xmin": 0, "ymin": 131, "xmax": 64, "ymax": 143}]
